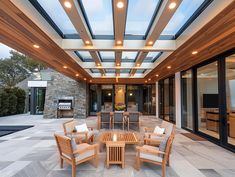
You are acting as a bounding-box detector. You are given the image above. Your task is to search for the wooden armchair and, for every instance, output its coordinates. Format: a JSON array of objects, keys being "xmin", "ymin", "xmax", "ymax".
[
  {"xmin": 97, "ymin": 112, "xmax": 112, "ymax": 129},
  {"xmin": 54, "ymin": 134, "xmax": 98, "ymax": 177},
  {"xmin": 63, "ymin": 120, "xmax": 94, "ymax": 144},
  {"xmin": 128, "ymin": 112, "xmax": 140, "ymax": 131},
  {"xmin": 144, "ymin": 122, "xmax": 175, "ymax": 146},
  {"xmin": 136, "ymin": 134, "xmax": 174, "ymax": 177},
  {"xmin": 113, "ymin": 112, "xmax": 125, "ymax": 130}
]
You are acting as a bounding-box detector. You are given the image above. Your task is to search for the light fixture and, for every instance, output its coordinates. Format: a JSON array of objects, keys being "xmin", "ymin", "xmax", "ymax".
[
  {"xmin": 90, "ymin": 80, "xmax": 92, "ymax": 83},
  {"xmin": 192, "ymin": 51, "xmax": 198, "ymax": 55},
  {"xmin": 97, "ymin": 63, "xmax": 101, "ymax": 67},
  {"xmin": 63, "ymin": 65, "xmax": 68, "ymax": 69},
  {"xmin": 33, "ymin": 44, "xmax": 40, "ymax": 48},
  {"xmin": 75, "ymin": 73, "xmax": 79, "ymax": 77},
  {"xmin": 156, "ymin": 74, "xmax": 159, "ymax": 77},
  {"xmin": 145, "ymin": 80, "xmax": 147, "ymax": 83},
  {"xmin": 84, "ymin": 78, "xmax": 87, "ymax": 81},
  {"xmin": 129, "ymin": 92, "xmax": 133, "ymax": 96},
  {"xmin": 148, "ymin": 78, "xmax": 151, "ymax": 81},
  {"xmin": 116, "ymin": 63, "xmax": 120, "ymax": 66},
  {"xmin": 108, "ymin": 93, "xmax": 111, "ymax": 96},
  {"xmin": 116, "ymin": 1, "xmax": 124, "ymax": 8},
  {"xmin": 136, "ymin": 63, "xmax": 140, "ymax": 67},
  {"xmin": 85, "ymin": 40, "xmax": 90, "ymax": 45},
  {"xmin": 167, "ymin": 66, "xmax": 171, "ymax": 69},
  {"xmin": 169, "ymin": 2, "xmax": 176, "ymax": 9},
  {"xmin": 117, "ymin": 40, "xmax": 122, "ymax": 45},
  {"xmin": 148, "ymin": 41, "xmax": 153, "ymax": 45},
  {"xmin": 64, "ymin": 1, "xmax": 72, "ymax": 8}
]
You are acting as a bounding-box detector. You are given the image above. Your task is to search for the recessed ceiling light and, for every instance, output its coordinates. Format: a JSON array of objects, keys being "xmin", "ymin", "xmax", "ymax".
[
  {"xmin": 33, "ymin": 44, "xmax": 39, "ymax": 48},
  {"xmin": 169, "ymin": 2, "xmax": 176, "ymax": 9},
  {"xmin": 136, "ymin": 63, "xmax": 140, "ymax": 67},
  {"xmin": 97, "ymin": 63, "xmax": 101, "ymax": 66},
  {"xmin": 117, "ymin": 40, "xmax": 122, "ymax": 45},
  {"xmin": 117, "ymin": 63, "xmax": 120, "ymax": 66},
  {"xmin": 156, "ymin": 74, "xmax": 159, "ymax": 77},
  {"xmin": 167, "ymin": 66, "xmax": 171, "ymax": 69},
  {"xmin": 192, "ymin": 51, "xmax": 198, "ymax": 55},
  {"xmin": 148, "ymin": 78, "xmax": 151, "ymax": 81},
  {"xmin": 63, "ymin": 66, "xmax": 68, "ymax": 69},
  {"xmin": 75, "ymin": 73, "xmax": 79, "ymax": 77},
  {"xmin": 84, "ymin": 78, "xmax": 87, "ymax": 81},
  {"xmin": 64, "ymin": 1, "xmax": 72, "ymax": 8},
  {"xmin": 148, "ymin": 41, "xmax": 153, "ymax": 45},
  {"xmin": 85, "ymin": 40, "xmax": 90, "ymax": 45},
  {"xmin": 90, "ymin": 80, "xmax": 92, "ymax": 83},
  {"xmin": 117, "ymin": 1, "xmax": 124, "ymax": 8},
  {"xmin": 145, "ymin": 80, "xmax": 147, "ymax": 83}
]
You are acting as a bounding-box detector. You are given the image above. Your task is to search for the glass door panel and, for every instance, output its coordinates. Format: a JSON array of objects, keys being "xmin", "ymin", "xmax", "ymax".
[
  {"xmin": 226, "ymin": 55, "xmax": 235, "ymax": 146},
  {"xmin": 35, "ymin": 88, "xmax": 46, "ymax": 114},
  {"xmin": 197, "ymin": 61, "xmax": 219, "ymax": 139},
  {"xmin": 127, "ymin": 85, "xmax": 139, "ymax": 112},
  {"xmin": 101, "ymin": 85, "xmax": 113, "ymax": 111}
]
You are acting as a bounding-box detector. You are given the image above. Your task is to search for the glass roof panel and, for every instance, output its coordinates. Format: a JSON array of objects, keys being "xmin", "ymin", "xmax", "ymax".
[
  {"xmin": 105, "ymin": 69, "xmax": 116, "ymax": 73},
  {"xmin": 162, "ymin": 0, "xmax": 205, "ymax": 36},
  {"xmin": 37, "ymin": 0, "xmax": 78, "ymax": 34},
  {"xmin": 99, "ymin": 51, "xmax": 115, "ymax": 62},
  {"xmin": 122, "ymin": 52, "xmax": 138, "ymax": 62},
  {"xmin": 120, "ymin": 69, "xmax": 131, "ymax": 73},
  {"xmin": 125, "ymin": 0, "xmax": 160, "ymax": 36},
  {"xmin": 80, "ymin": 0, "xmax": 114, "ymax": 35},
  {"xmin": 90, "ymin": 69, "xmax": 100, "ymax": 73},
  {"xmin": 75, "ymin": 51, "xmax": 93, "ymax": 62},
  {"xmin": 136, "ymin": 69, "xmax": 146, "ymax": 74},
  {"xmin": 144, "ymin": 52, "xmax": 161, "ymax": 62}
]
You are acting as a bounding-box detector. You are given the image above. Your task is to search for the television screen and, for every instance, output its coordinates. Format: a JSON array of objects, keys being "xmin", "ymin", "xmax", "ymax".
[{"xmin": 203, "ymin": 94, "xmax": 219, "ymax": 108}]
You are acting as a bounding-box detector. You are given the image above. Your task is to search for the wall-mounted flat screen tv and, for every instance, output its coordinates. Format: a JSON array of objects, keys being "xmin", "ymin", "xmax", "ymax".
[{"xmin": 203, "ymin": 94, "xmax": 219, "ymax": 108}]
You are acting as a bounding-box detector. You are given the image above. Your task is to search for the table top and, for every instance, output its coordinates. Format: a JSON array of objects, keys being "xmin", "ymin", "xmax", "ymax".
[{"xmin": 99, "ymin": 131, "xmax": 138, "ymax": 144}]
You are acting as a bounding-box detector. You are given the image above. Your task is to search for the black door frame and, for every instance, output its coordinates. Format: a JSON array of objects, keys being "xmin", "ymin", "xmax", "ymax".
[{"xmin": 180, "ymin": 47, "xmax": 235, "ymax": 152}]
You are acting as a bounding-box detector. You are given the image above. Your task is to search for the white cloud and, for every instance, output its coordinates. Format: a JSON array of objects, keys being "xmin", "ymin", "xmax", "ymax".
[{"xmin": 0, "ymin": 43, "xmax": 13, "ymax": 59}]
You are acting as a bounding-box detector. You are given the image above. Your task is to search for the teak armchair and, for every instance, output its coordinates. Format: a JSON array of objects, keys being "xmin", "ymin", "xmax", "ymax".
[
  {"xmin": 128, "ymin": 112, "xmax": 140, "ymax": 131},
  {"xmin": 113, "ymin": 112, "xmax": 125, "ymax": 130},
  {"xmin": 136, "ymin": 134, "xmax": 174, "ymax": 177},
  {"xmin": 54, "ymin": 134, "xmax": 98, "ymax": 177},
  {"xmin": 63, "ymin": 120, "xmax": 94, "ymax": 143}
]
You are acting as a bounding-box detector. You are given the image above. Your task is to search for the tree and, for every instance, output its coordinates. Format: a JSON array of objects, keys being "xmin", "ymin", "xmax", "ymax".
[{"xmin": 0, "ymin": 50, "xmax": 47, "ymax": 88}]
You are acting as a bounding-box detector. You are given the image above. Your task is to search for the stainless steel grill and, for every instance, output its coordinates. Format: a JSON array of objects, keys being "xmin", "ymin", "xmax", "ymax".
[{"xmin": 58, "ymin": 102, "xmax": 72, "ymax": 110}]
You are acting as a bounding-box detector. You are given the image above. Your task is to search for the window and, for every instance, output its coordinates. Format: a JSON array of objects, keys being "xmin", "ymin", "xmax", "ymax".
[
  {"xmin": 144, "ymin": 52, "xmax": 161, "ymax": 62},
  {"xmin": 75, "ymin": 51, "xmax": 93, "ymax": 62},
  {"xmin": 80, "ymin": 0, "xmax": 114, "ymax": 36},
  {"xmin": 122, "ymin": 52, "xmax": 138, "ymax": 62},
  {"xmin": 125, "ymin": 0, "xmax": 161, "ymax": 37},
  {"xmin": 99, "ymin": 51, "xmax": 115, "ymax": 62}
]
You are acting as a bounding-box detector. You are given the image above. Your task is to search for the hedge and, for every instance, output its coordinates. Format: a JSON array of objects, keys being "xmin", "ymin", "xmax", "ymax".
[{"xmin": 0, "ymin": 87, "xmax": 26, "ymax": 117}]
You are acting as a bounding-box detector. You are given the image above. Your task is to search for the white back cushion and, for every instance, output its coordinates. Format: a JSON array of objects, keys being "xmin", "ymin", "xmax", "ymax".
[
  {"xmin": 154, "ymin": 126, "xmax": 165, "ymax": 135},
  {"xmin": 75, "ymin": 123, "xmax": 89, "ymax": 132}
]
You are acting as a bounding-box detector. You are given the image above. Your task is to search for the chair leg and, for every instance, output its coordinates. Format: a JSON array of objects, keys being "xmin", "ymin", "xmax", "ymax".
[
  {"xmin": 60, "ymin": 158, "xmax": 63, "ymax": 168},
  {"xmin": 136, "ymin": 155, "xmax": 140, "ymax": 170},
  {"xmin": 162, "ymin": 163, "xmax": 166, "ymax": 177},
  {"xmin": 72, "ymin": 163, "xmax": 76, "ymax": 177}
]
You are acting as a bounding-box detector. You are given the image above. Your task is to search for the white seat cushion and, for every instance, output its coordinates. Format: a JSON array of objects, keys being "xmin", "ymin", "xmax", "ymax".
[
  {"xmin": 139, "ymin": 145, "xmax": 162, "ymax": 163},
  {"xmin": 62, "ymin": 143, "xmax": 94, "ymax": 162},
  {"xmin": 70, "ymin": 130, "xmax": 94, "ymax": 140}
]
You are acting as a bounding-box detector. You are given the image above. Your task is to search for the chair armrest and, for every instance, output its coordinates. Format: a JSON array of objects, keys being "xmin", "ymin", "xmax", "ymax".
[
  {"xmin": 66, "ymin": 131, "xmax": 89, "ymax": 136},
  {"xmin": 136, "ymin": 146, "xmax": 165, "ymax": 156},
  {"xmin": 144, "ymin": 127, "xmax": 154, "ymax": 133},
  {"xmin": 144, "ymin": 138, "xmax": 161, "ymax": 145},
  {"xmin": 73, "ymin": 144, "xmax": 99, "ymax": 155}
]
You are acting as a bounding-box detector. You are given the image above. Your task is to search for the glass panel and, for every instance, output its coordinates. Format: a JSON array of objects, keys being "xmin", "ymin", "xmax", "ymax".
[
  {"xmin": 89, "ymin": 85, "xmax": 98, "ymax": 115},
  {"xmin": 37, "ymin": 0, "xmax": 78, "ymax": 34},
  {"xmin": 90, "ymin": 69, "xmax": 100, "ymax": 73},
  {"xmin": 101, "ymin": 85, "xmax": 113, "ymax": 111},
  {"xmin": 105, "ymin": 69, "xmax": 116, "ymax": 73},
  {"xmin": 120, "ymin": 69, "xmax": 131, "ymax": 73},
  {"xmin": 127, "ymin": 85, "xmax": 139, "ymax": 112},
  {"xmin": 164, "ymin": 79, "xmax": 170, "ymax": 121},
  {"xmin": 162, "ymin": 0, "xmax": 205, "ymax": 35},
  {"xmin": 125, "ymin": 0, "xmax": 160, "ymax": 36},
  {"xmin": 226, "ymin": 54, "xmax": 235, "ymax": 146},
  {"xmin": 197, "ymin": 61, "xmax": 219, "ymax": 139},
  {"xmin": 144, "ymin": 52, "xmax": 161, "ymax": 62},
  {"xmin": 122, "ymin": 52, "xmax": 138, "ymax": 62},
  {"xmin": 136, "ymin": 69, "xmax": 146, "ymax": 74},
  {"xmin": 182, "ymin": 70, "xmax": 193, "ymax": 130},
  {"xmin": 80, "ymin": 0, "xmax": 113, "ymax": 35},
  {"xmin": 99, "ymin": 51, "xmax": 115, "ymax": 62},
  {"xmin": 115, "ymin": 85, "xmax": 126, "ymax": 111},
  {"xmin": 159, "ymin": 80, "xmax": 164, "ymax": 119},
  {"xmin": 35, "ymin": 88, "xmax": 46, "ymax": 114},
  {"xmin": 76, "ymin": 51, "xmax": 93, "ymax": 61}
]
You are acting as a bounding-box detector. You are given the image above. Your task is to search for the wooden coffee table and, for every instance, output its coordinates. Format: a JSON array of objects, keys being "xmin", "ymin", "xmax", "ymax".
[{"xmin": 99, "ymin": 131, "xmax": 138, "ymax": 151}]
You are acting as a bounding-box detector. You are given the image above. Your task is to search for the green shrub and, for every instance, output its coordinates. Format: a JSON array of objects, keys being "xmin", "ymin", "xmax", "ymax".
[
  {"xmin": 0, "ymin": 90, "xmax": 9, "ymax": 116},
  {"xmin": 13, "ymin": 87, "xmax": 26, "ymax": 114},
  {"xmin": 8, "ymin": 92, "xmax": 17, "ymax": 115}
]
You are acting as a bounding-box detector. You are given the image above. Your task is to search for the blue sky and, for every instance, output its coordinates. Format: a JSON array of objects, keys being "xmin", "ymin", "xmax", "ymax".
[{"xmin": 0, "ymin": 43, "xmax": 13, "ymax": 59}]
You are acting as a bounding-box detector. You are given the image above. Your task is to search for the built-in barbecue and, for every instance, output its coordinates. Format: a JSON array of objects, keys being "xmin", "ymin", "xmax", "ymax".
[{"xmin": 57, "ymin": 97, "xmax": 74, "ymax": 118}]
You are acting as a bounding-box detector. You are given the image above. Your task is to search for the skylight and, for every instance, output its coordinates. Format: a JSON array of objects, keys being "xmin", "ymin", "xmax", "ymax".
[
  {"xmin": 144, "ymin": 52, "xmax": 162, "ymax": 62},
  {"xmin": 99, "ymin": 51, "xmax": 115, "ymax": 62},
  {"xmin": 37, "ymin": 0, "xmax": 78, "ymax": 35},
  {"xmin": 105, "ymin": 69, "xmax": 116, "ymax": 73},
  {"xmin": 122, "ymin": 52, "xmax": 138, "ymax": 62},
  {"xmin": 75, "ymin": 51, "xmax": 93, "ymax": 62},
  {"xmin": 125, "ymin": 0, "xmax": 161, "ymax": 36},
  {"xmin": 161, "ymin": 0, "xmax": 206, "ymax": 36},
  {"xmin": 80, "ymin": 0, "xmax": 114, "ymax": 36}
]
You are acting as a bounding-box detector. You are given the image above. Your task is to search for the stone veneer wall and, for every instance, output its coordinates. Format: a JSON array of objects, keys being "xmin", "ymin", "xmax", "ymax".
[{"xmin": 43, "ymin": 70, "xmax": 87, "ymax": 119}]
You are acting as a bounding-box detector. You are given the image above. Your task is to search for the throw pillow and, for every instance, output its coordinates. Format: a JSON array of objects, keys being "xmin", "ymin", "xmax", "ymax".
[
  {"xmin": 75, "ymin": 123, "xmax": 89, "ymax": 132},
  {"xmin": 154, "ymin": 126, "xmax": 165, "ymax": 135}
]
